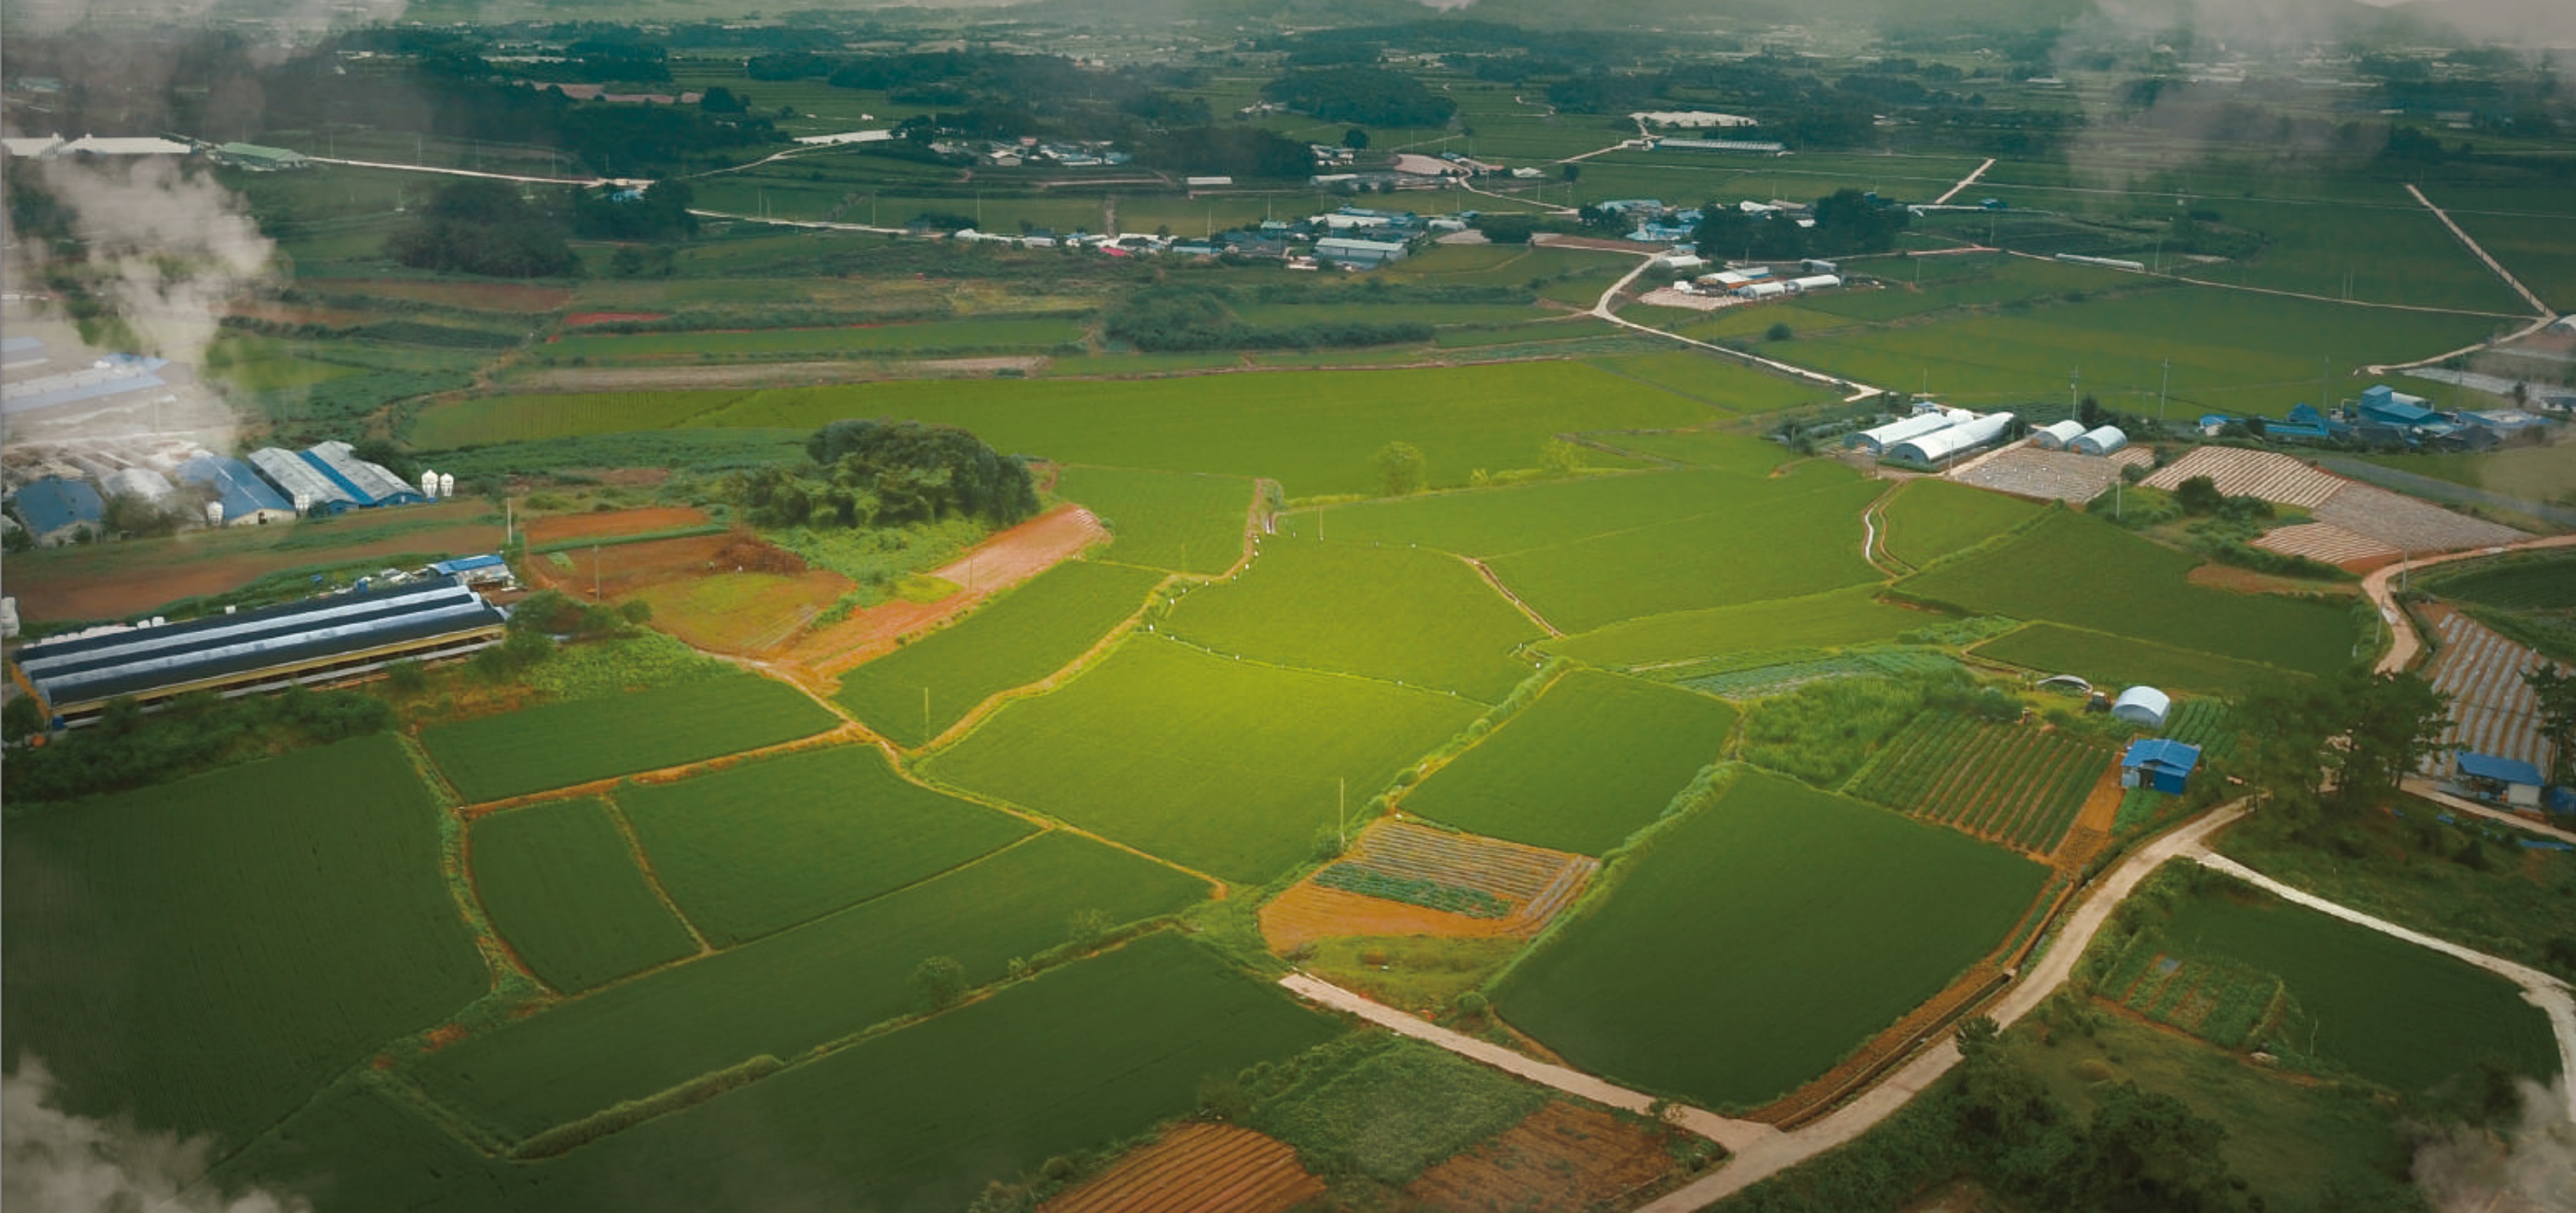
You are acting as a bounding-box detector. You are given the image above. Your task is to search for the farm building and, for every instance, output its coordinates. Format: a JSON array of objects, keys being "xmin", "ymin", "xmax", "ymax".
[
  {"xmin": 1314, "ymin": 236, "xmax": 1411, "ymax": 267},
  {"xmin": 176, "ymin": 455, "xmax": 297, "ymax": 526},
  {"xmin": 2111, "ymin": 686, "xmax": 2171, "ymax": 729},
  {"xmin": 214, "ymin": 143, "xmax": 309, "ymax": 170},
  {"xmin": 2457, "ymin": 751, "xmax": 2547, "ymax": 809},
  {"xmin": 2356, "ymin": 386, "xmax": 2444, "ymax": 430},
  {"xmin": 1847, "ymin": 408, "xmax": 1972, "ymax": 454},
  {"xmin": 10, "ymin": 574, "xmax": 508, "ymax": 724},
  {"xmin": 97, "ymin": 467, "xmax": 173, "ymax": 502},
  {"xmin": 1887, "ymin": 412, "xmax": 2015, "ymax": 465},
  {"xmin": 2121, "ymin": 738, "xmax": 2201, "ymax": 795},
  {"xmin": 2032, "ymin": 420, "xmax": 2086, "ymax": 450},
  {"xmin": 2069, "ymin": 425, "xmax": 2129, "ymax": 457},
  {"xmin": 428, "ymin": 554, "xmax": 514, "ymax": 588},
  {"xmin": 1787, "ymin": 274, "xmax": 1842, "ymax": 293},
  {"xmin": 248, "ymin": 441, "xmax": 428, "ymax": 514},
  {"xmin": 10, "ymin": 476, "xmax": 104, "ymax": 545}
]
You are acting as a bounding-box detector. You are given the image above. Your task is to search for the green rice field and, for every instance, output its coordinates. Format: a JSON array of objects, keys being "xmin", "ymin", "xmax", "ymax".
[
  {"xmin": 420, "ymin": 675, "xmax": 841, "ymax": 803},
  {"xmin": 833, "ymin": 560, "xmax": 1166, "ymax": 746},
  {"xmin": 615, "ymin": 745, "xmax": 1035, "ymax": 946},
  {"xmin": 1163, "ymin": 538, "xmax": 1545, "ymax": 702},
  {"xmin": 1899, "ymin": 511, "xmax": 2360, "ymax": 677},
  {"xmin": 1057, "ymin": 465, "xmax": 1256, "ymax": 575},
  {"xmin": 1845, "ymin": 712, "xmax": 2111, "ymax": 854},
  {"xmin": 1543, "ymin": 586, "xmax": 1935, "ymax": 669},
  {"xmin": 1494, "ymin": 770, "xmax": 2048, "ymax": 1110},
  {"xmin": 406, "ymin": 390, "xmax": 753, "ymax": 449},
  {"xmin": 1399, "ymin": 670, "xmax": 1737, "ymax": 856},
  {"xmin": 470, "ymin": 797, "xmax": 699, "ymax": 993},
  {"xmin": 541, "ymin": 317, "xmax": 1091, "ymax": 363},
  {"xmin": 922, "ymin": 636, "xmax": 1483, "ymax": 883},
  {"xmin": 1580, "ymin": 352, "xmax": 1839, "ymax": 414},
  {"xmin": 408, "ymin": 830, "xmax": 1209, "ymax": 1143},
  {"xmin": 1974, "ymin": 621, "xmax": 2305, "ymax": 698},
  {"xmin": 1, "ymin": 737, "xmax": 486, "ymax": 1146},
  {"xmin": 1876, "ymin": 478, "xmax": 2043, "ymax": 570}
]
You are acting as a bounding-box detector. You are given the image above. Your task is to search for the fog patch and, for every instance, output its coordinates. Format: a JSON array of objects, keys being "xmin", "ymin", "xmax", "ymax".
[
  {"xmin": 2, "ymin": 1059, "xmax": 310, "ymax": 1213},
  {"xmin": 2414, "ymin": 1077, "xmax": 2576, "ymax": 1213}
]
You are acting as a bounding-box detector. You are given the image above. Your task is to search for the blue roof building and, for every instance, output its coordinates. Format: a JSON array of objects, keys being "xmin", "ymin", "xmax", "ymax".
[
  {"xmin": 2457, "ymin": 751, "xmax": 2547, "ymax": 808},
  {"xmin": 176, "ymin": 455, "xmax": 296, "ymax": 527},
  {"xmin": 12, "ymin": 477, "xmax": 104, "ymax": 545},
  {"xmin": 2357, "ymin": 385, "xmax": 2444, "ymax": 429},
  {"xmin": 2122, "ymin": 738, "xmax": 2201, "ymax": 795}
]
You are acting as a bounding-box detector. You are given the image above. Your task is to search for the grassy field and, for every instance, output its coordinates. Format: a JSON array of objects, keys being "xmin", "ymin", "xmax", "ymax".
[
  {"xmin": 834, "ymin": 560, "xmax": 1165, "ymax": 746},
  {"xmin": 407, "ymin": 390, "xmax": 752, "ymax": 449},
  {"xmin": 1251, "ymin": 1037, "xmax": 1549, "ymax": 1185},
  {"xmin": 1846, "ymin": 711, "xmax": 2111, "ymax": 854},
  {"xmin": 2436, "ymin": 204, "xmax": 2576, "ymax": 312},
  {"xmin": 1877, "ymin": 478, "xmax": 2043, "ymax": 570},
  {"xmin": 1572, "ymin": 428, "xmax": 1800, "ymax": 476},
  {"xmin": 1399, "ymin": 671, "xmax": 1737, "ymax": 856},
  {"xmin": 419, "ymin": 674, "xmax": 840, "ymax": 803},
  {"xmin": 923, "ymin": 636, "xmax": 1483, "ymax": 884},
  {"xmin": 1542, "ymin": 586, "xmax": 1936, "ymax": 670},
  {"xmin": 1900, "ymin": 511, "xmax": 2359, "ymax": 677},
  {"xmin": 2349, "ymin": 445, "xmax": 2576, "ymax": 508},
  {"xmin": 1, "ymin": 737, "xmax": 486, "ymax": 1146},
  {"xmin": 1162, "ymin": 538, "xmax": 1545, "ymax": 702},
  {"xmin": 1783, "ymin": 288, "xmax": 2504, "ymax": 417},
  {"xmin": 2108, "ymin": 871, "xmax": 2558, "ymax": 1097},
  {"xmin": 1579, "ymin": 351, "xmax": 1839, "ymax": 414},
  {"xmin": 684, "ymin": 361, "xmax": 1717, "ymax": 497},
  {"xmin": 408, "ymin": 830, "xmax": 1209, "ymax": 1143},
  {"xmin": 1972, "ymin": 622, "xmax": 2299, "ymax": 697},
  {"xmin": 2169, "ymin": 194, "xmax": 2526, "ymax": 314},
  {"xmin": 616, "ymin": 745, "xmax": 1035, "ymax": 946},
  {"xmin": 1057, "ymin": 465, "xmax": 1254, "ymax": 574},
  {"xmin": 470, "ymin": 797, "xmax": 698, "ymax": 994},
  {"xmin": 541, "ymin": 317, "xmax": 1091, "ymax": 363},
  {"xmin": 1494, "ymin": 770, "xmax": 2047, "ymax": 1110},
  {"xmin": 225, "ymin": 933, "xmax": 1341, "ymax": 1213},
  {"xmin": 2420, "ymin": 549, "xmax": 2576, "ymax": 609}
]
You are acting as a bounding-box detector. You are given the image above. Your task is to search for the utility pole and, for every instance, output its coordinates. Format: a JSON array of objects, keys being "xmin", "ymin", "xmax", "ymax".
[
  {"xmin": 2159, "ymin": 359, "xmax": 2170, "ymax": 427},
  {"xmin": 1338, "ymin": 777, "xmax": 1347, "ymax": 849},
  {"xmin": 924, "ymin": 687, "xmax": 930, "ymax": 741},
  {"xmin": 593, "ymin": 542, "xmax": 602, "ymax": 600}
]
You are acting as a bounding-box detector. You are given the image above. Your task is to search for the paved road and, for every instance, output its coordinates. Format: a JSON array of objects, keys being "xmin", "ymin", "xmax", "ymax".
[
  {"xmin": 2407, "ymin": 183, "xmax": 2556, "ymax": 318},
  {"xmin": 2360, "ymin": 532, "xmax": 2576, "ymax": 675},
  {"xmin": 1930, "ymin": 158, "xmax": 1996, "ymax": 206},
  {"xmin": 1566, "ymin": 244, "xmax": 1886, "ymax": 403}
]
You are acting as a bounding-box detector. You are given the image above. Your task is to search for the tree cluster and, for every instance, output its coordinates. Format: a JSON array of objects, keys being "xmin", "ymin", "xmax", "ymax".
[
  {"xmin": 4, "ymin": 686, "xmax": 393, "ymax": 803},
  {"xmin": 386, "ymin": 179, "xmax": 578, "ymax": 278},
  {"xmin": 1132, "ymin": 125, "xmax": 1311, "ymax": 179},
  {"xmin": 719, "ymin": 420, "xmax": 1039, "ymax": 532},
  {"xmin": 1693, "ymin": 189, "xmax": 1911, "ymax": 261},
  {"xmin": 568, "ymin": 180, "xmax": 698, "ymax": 244},
  {"xmin": 1104, "ymin": 286, "xmax": 1431, "ymax": 353},
  {"xmin": 2238, "ymin": 669, "xmax": 2453, "ymax": 829},
  {"xmin": 1260, "ymin": 67, "xmax": 1456, "ymax": 127}
]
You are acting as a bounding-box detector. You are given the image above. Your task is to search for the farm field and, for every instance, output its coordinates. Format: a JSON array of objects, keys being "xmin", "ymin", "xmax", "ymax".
[
  {"xmin": 832, "ymin": 560, "xmax": 1164, "ymax": 746},
  {"xmin": 224, "ymin": 933, "xmax": 1341, "ymax": 1213},
  {"xmin": 1494, "ymin": 770, "xmax": 2048, "ymax": 1110},
  {"xmin": 407, "ymin": 830, "xmax": 1209, "ymax": 1143},
  {"xmin": 1408, "ymin": 1102, "xmax": 1680, "ymax": 1212},
  {"xmin": 1163, "ymin": 538, "xmax": 1545, "ymax": 702},
  {"xmin": 2346, "ymin": 444, "xmax": 2576, "ymax": 509},
  {"xmin": 469, "ymin": 797, "xmax": 699, "ymax": 994},
  {"xmin": 1898, "ymin": 510, "xmax": 2360, "ymax": 677},
  {"xmin": 2169, "ymin": 194, "xmax": 2526, "ymax": 314},
  {"xmin": 1542, "ymin": 585, "xmax": 1935, "ymax": 669},
  {"xmin": 2115, "ymin": 871, "xmax": 2559, "ymax": 1097},
  {"xmin": 1974, "ymin": 622, "xmax": 2295, "ymax": 698},
  {"xmin": 1398, "ymin": 670, "xmax": 1737, "ymax": 856},
  {"xmin": 0, "ymin": 737, "xmax": 487, "ymax": 1146},
  {"xmin": 1044, "ymin": 1123, "xmax": 1324, "ymax": 1213},
  {"xmin": 405, "ymin": 390, "xmax": 754, "ymax": 448},
  {"xmin": 2417, "ymin": 609, "xmax": 2564, "ymax": 773},
  {"xmin": 419, "ymin": 674, "xmax": 841, "ymax": 803},
  {"xmin": 678, "ymin": 361, "xmax": 1716, "ymax": 496},
  {"xmin": 1573, "ymin": 427, "xmax": 1800, "ymax": 475},
  {"xmin": 1581, "ymin": 350, "xmax": 1839, "ymax": 414},
  {"xmin": 1876, "ymin": 477, "xmax": 2044, "ymax": 569},
  {"xmin": 1056, "ymin": 465, "xmax": 1255, "ymax": 574},
  {"xmin": 922, "ymin": 636, "xmax": 1483, "ymax": 884},
  {"xmin": 1846, "ymin": 711, "xmax": 2113, "ymax": 855},
  {"xmin": 2436, "ymin": 206, "xmax": 2576, "ymax": 312},
  {"xmin": 2423, "ymin": 550, "xmax": 2576, "ymax": 609},
  {"xmin": 616, "ymin": 745, "xmax": 1036, "ymax": 945},
  {"xmin": 1251, "ymin": 1037, "xmax": 1549, "ymax": 1185},
  {"xmin": 1259, "ymin": 819, "xmax": 1600, "ymax": 950},
  {"xmin": 541, "ymin": 317, "xmax": 1090, "ymax": 362},
  {"xmin": 1305, "ymin": 463, "xmax": 1853, "ymax": 560}
]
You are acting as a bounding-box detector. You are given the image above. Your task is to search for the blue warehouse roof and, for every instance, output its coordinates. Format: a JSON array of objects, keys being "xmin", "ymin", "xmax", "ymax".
[
  {"xmin": 2459, "ymin": 751, "xmax": 2545, "ymax": 786},
  {"xmin": 428, "ymin": 555, "xmax": 508, "ymax": 576},
  {"xmin": 14, "ymin": 576, "xmax": 504, "ymax": 708},
  {"xmin": 176, "ymin": 454, "xmax": 293, "ymax": 519},
  {"xmin": 13, "ymin": 476, "xmax": 104, "ymax": 536},
  {"xmin": 2122, "ymin": 737, "xmax": 2201, "ymax": 775}
]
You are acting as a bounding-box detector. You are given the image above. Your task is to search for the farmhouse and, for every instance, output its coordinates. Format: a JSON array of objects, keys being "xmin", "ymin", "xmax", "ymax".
[
  {"xmin": 2121, "ymin": 737, "xmax": 2201, "ymax": 794},
  {"xmin": 2111, "ymin": 686, "xmax": 2170, "ymax": 729},
  {"xmin": 2457, "ymin": 751, "xmax": 2547, "ymax": 809},
  {"xmin": 10, "ymin": 476, "xmax": 104, "ymax": 545},
  {"xmin": 176, "ymin": 454, "xmax": 297, "ymax": 526},
  {"xmin": 11, "ymin": 574, "xmax": 509, "ymax": 724},
  {"xmin": 427, "ymin": 554, "xmax": 514, "ymax": 588}
]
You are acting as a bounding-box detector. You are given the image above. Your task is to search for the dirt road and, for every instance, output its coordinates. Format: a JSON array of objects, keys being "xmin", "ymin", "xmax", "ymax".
[{"xmin": 2362, "ymin": 532, "xmax": 2576, "ymax": 675}]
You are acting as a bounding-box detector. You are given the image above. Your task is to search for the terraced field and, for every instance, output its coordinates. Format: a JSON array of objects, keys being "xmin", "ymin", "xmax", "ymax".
[
  {"xmin": 2143, "ymin": 446, "xmax": 2347, "ymax": 508},
  {"xmin": 1259, "ymin": 820, "xmax": 1598, "ymax": 950},
  {"xmin": 1846, "ymin": 712, "xmax": 2112, "ymax": 855},
  {"xmin": 2419, "ymin": 609, "xmax": 2566, "ymax": 773},
  {"xmin": 1544, "ymin": 585, "xmax": 1936, "ymax": 670}
]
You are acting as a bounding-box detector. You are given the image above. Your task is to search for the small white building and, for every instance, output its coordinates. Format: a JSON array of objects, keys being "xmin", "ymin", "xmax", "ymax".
[
  {"xmin": 1736, "ymin": 281, "xmax": 1789, "ymax": 300},
  {"xmin": 2112, "ymin": 686, "xmax": 2171, "ymax": 729},
  {"xmin": 1887, "ymin": 412, "xmax": 2015, "ymax": 465},
  {"xmin": 2032, "ymin": 419, "xmax": 2087, "ymax": 451},
  {"xmin": 2070, "ymin": 425, "xmax": 2130, "ymax": 456},
  {"xmin": 1787, "ymin": 274, "xmax": 1841, "ymax": 293},
  {"xmin": 1846, "ymin": 408, "xmax": 1972, "ymax": 454}
]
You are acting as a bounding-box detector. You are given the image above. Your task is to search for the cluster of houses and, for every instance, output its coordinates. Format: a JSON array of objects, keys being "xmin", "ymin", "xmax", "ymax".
[
  {"xmin": 3, "ymin": 432, "xmax": 456, "ymax": 548},
  {"xmin": 969, "ymin": 138, "xmax": 1130, "ymax": 169},
  {"xmin": 945, "ymin": 206, "xmax": 1459, "ymax": 269},
  {"xmin": 2198, "ymin": 383, "xmax": 2568, "ymax": 451},
  {"xmin": 1664, "ymin": 259, "xmax": 1846, "ymax": 300}
]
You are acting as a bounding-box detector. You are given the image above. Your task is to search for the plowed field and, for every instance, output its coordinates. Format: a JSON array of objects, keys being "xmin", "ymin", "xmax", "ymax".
[
  {"xmin": 1409, "ymin": 1103, "xmax": 1677, "ymax": 1212},
  {"xmin": 1041, "ymin": 1123, "xmax": 1322, "ymax": 1213},
  {"xmin": 2143, "ymin": 447, "xmax": 2345, "ymax": 508},
  {"xmin": 1259, "ymin": 821, "xmax": 1598, "ymax": 952},
  {"xmin": 525, "ymin": 506, "xmax": 713, "ymax": 547},
  {"xmin": 2250, "ymin": 522, "xmax": 2399, "ymax": 568},
  {"xmin": 527, "ymin": 530, "xmax": 853, "ymax": 658}
]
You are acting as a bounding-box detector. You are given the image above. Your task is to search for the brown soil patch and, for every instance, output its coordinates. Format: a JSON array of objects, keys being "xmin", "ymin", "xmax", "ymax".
[
  {"xmin": 424, "ymin": 1024, "xmax": 468, "ymax": 1051},
  {"xmin": 302, "ymin": 278, "xmax": 571, "ymax": 313},
  {"xmin": 1410, "ymin": 1103, "xmax": 1678, "ymax": 1212},
  {"xmin": 2184, "ymin": 563, "xmax": 2359, "ymax": 596},
  {"xmin": 1259, "ymin": 821, "xmax": 1598, "ymax": 953},
  {"xmin": 526, "ymin": 529, "xmax": 853, "ymax": 658},
  {"xmin": 523, "ymin": 506, "xmax": 711, "ymax": 547},
  {"xmin": 1043, "ymin": 1123, "xmax": 1322, "ymax": 1213},
  {"xmin": 1262, "ymin": 885, "xmax": 1540, "ymax": 952},
  {"xmin": 563, "ymin": 312, "xmax": 669, "ymax": 326},
  {"xmin": 787, "ymin": 504, "xmax": 1107, "ymax": 679},
  {"xmin": 3, "ymin": 501, "xmax": 506, "ymax": 623},
  {"xmin": 2052, "ymin": 764, "xmax": 2127, "ymax": 873}
]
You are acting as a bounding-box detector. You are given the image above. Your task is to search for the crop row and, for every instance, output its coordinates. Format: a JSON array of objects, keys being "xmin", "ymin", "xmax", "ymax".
[
  {"xmin": 2157, "ymin": 698, "xmax": 2236, "ymax": 758},
  {"xmin": 1683, "ymin": 648, "xmax": 1958, "ymax": 699},
  {"xmin": 1313, "ymin": 863, "xmax": 1512, "ymax": 918},
  {"xmin": 1848, "ymin": 712, "xmax": 2108, "ymax": 854},
  {"xmin": 2109, "ymin": 944, "xmax": 2285, "ymax": 1051}
]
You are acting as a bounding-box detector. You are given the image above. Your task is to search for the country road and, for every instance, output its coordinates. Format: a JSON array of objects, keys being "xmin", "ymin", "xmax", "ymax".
[
  {"xmin": 1565, "ymin": 240, "xmax": 1886, "ymax": 402},
  {"xmin": 2361, "ymin": 531, "xmax": 2576, "ymax": 675}
]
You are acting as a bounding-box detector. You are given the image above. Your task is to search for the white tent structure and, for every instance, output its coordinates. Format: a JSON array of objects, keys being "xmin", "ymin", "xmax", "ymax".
[
  {"xmin": 1846, "ymin": 408, "xmax": 1972, "ymax": 454},
  {"xmin": 2032, "ymin": 419, "xmax": 2086, "ymax": 450},
  {"xmin": 1887, "ymin": 412, "xmax": 2015, "ymax": 465},
  {"xmin": 2070, "ymin": 425, "xmax": 2130, "ymax": 456},
  {"xmin": 2112, "ymin": 686, "xmax": 2171, "ymax": 729}
]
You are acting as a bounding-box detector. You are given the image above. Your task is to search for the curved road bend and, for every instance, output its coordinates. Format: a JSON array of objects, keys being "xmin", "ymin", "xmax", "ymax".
[
  {"xmin": 2362, "ymin": 532, "xmax": 2576, "ymax": 675},
  {"xmin": 1568, "ymin": 244, "xmax": 1886, "ymax": 403}
]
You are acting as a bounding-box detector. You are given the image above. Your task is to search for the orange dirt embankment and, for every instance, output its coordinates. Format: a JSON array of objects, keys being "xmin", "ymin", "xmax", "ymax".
[
  {"xmin": 1258, "ymin": 820, "xmax": 1598, "ymax": 952},
  {"xmin": 1041, "ymin": 1123, "xmax": 1322, "ymax": 1213},
  {"xmin": 1262, "ymin": 885, "xmax": 1540, "ymax": 952},
  {"xmin": 787, "ymin": 504, "xmax": 1107, "ymax": 679},
  {"xmin": 2053, "ymin": 765, "xmax": 2128, "ymax": 874},
  {"xmin": 1410, "ymin": 1103, "xmax": 1681, "ymax": 1212},
  {"xmin": 523, "ymin": 506, "xmax": 712, "ymax": 547}
]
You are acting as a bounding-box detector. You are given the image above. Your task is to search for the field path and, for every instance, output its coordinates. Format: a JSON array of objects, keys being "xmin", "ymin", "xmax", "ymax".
[
  {"xmin": 2405, "ymin": 183, "xmax": 2556, "ymax": 318},
  {"xmin": 1463, "ymin": 555, "xmax": 1564, "ymax": 637},
  {"xmin": 2360, "ymin": 532, "xmax": 2576, "ymax": 675},
  {"xmin": 1560, "ymin": 241, "xmax": 1887, "ymax": 404},
  {"xmin": 2194, "ymin": 851, "xmax": 2576, "ymax": 1124},
  {"xmin": 785, "ymin": 504, "xmax": 1109, "ymax": 680},
  {"xmin": 1930, "ymin": 158, "xmax": 1996, "ymax": 206},
  {"xmin": 1632, "ymin": 801, "xmax": 2247, "ymax": 1211},
  {"xmin": 1277, "ymin": 974, "xmax": 1783, "ymax": 1154}
]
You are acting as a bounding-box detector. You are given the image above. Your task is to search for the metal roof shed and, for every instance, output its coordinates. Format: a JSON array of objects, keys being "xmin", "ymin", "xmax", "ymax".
[
  {"xmin": 1846, "ymin": 408, "xmax": 1972, "ymax": 454},
  {"xmin": 2458, "ymin": 751, "xmax": 2547, "ymax": 808},
  {"xmin": 177, "ymin": 455, "xmax": 296, "ymax": 526},
  {"xmin": 2122, "ymin": 737, "xmax": 2201, "ymax": 794},
  {"xmin": 249, "ymin": 447, "xmax": 354, "ymax": 514},
  {"xmin": 305, "ymin": 442, "xmax": 429, "ymax": 507},
  {"xmin": 2112, "ymin": 686, "xmax": 2171, "ymax": 729},
  {"xmin": 12, "ymin": 477, "xmax": 105, "ymax": 545}
]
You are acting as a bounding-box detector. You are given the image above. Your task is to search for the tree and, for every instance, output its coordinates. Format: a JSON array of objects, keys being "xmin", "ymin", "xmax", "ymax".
[
  {"xmin": 1341, "ymin": 126, "xmax": 1369, "ymax": 150},
  {"xmin": 2237, "ymin": 679, "xmax": 2336, "ymax": 822},
  {"xmin": 909, "ymin": 955, "xmax": 967, "ymax": 1012},
  {"xmin": 1539, "ymin": 438, "xmax": 1585, "ymax": 475},
  {"xmin": 386, "ymin": 179, "xmax": 577, "ymax": 278},
  {"xmin": 2174, "ymin": 474, "xmax": 2225, "ymax": 516},
  {"xmin": 1560, "ymin": 162, "xmax": 1581, "ymax": 183},
  {"xmin": 699, "ymin": 85, "xmax": 746, "ymax": 113},
  {"xmin": 2332, "ymin": 669, "xmax": 2452, "ymax": 813},
  {"xmin": 2526, "ymin": 666, "xmax": 2576, "ymax": 789},
  {"xmin": 1376, "ymin": 441, "xmax": 1426, "ymax": 496}
]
